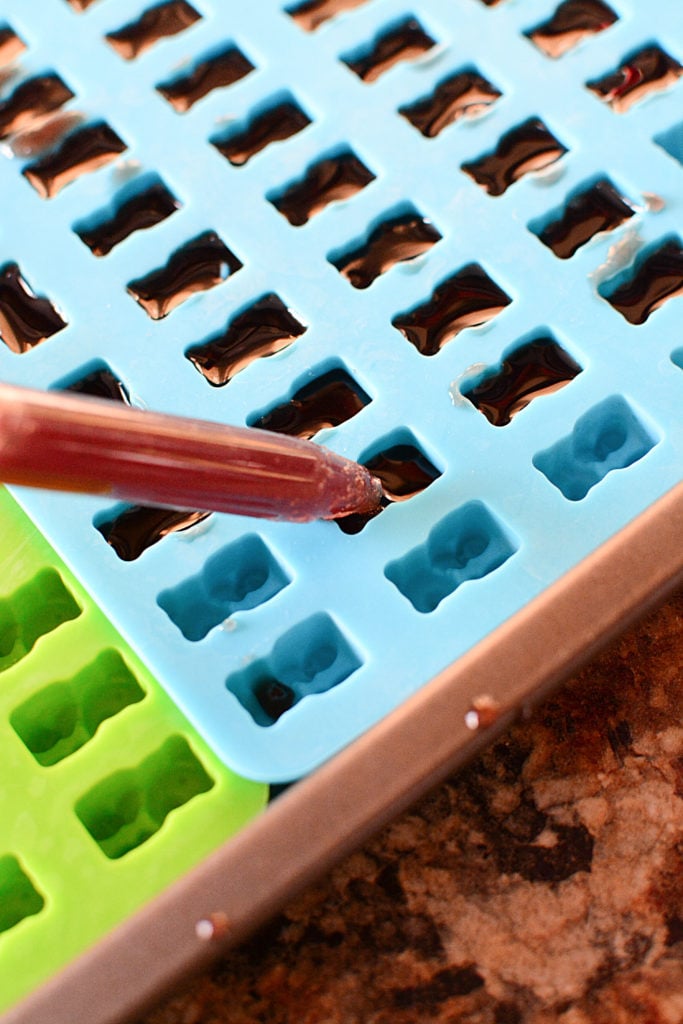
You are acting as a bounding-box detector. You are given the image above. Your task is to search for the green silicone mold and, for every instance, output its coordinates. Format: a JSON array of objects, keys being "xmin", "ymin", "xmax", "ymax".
[{"xmin": 0, "ymin": 487, "xmax": 267, "ymax": 1014}]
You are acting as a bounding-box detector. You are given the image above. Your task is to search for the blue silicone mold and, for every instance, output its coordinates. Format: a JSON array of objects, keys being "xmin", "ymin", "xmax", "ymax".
[{"xmin": 0, "ymin": 0, "xmax": 680, "ymax": 781}]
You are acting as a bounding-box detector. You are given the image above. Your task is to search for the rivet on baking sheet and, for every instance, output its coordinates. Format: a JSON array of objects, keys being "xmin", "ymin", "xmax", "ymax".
[
  {"xmin": 195, "ymin": 911, "xmax": 230, "ymax": 941},
  {"xmin": 465, "ymin": 694, "xmax": 500, "ymax": 730}
]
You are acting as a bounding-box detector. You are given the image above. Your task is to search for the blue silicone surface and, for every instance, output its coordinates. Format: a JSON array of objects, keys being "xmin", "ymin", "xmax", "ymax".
[{"xmin": 0, "ymin": 0, "xmax": 680, "ymax": 781}]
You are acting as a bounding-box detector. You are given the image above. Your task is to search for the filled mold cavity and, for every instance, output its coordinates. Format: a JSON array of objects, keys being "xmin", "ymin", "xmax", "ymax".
[
  {"xmin": 462, "ymin": 117, "xmax": 568, "ymax": 197},
  {"xmin": 0, "ymin": 73, "xmax": 74, "ymax": 140},
  {"xmin": 533, "ymin": 395, "xmax": 658, "ymax": 500},
  {"xmin": 654, "ymin": 121, "xmax": 683, "ymax": 167},
  {"xmin": 0, "ymin": 568, "xmax": 81, "ymax": 673},
  {"xmin": 598, "ymin": 237, "xmax": 683, "ymax": 324},
  {"xmin": 158, "ymin": 535, "xmax": 290, "ymax": 641},
  {"xmin": 73, "ymin": 175, "xmax": 180, "ymax": 257},
  {"xmin": 587, "ymin": 45, "xmax": 683, "ymax": 113},
  {"xmin": 0, "ymin": 26, "xmax": 25, "ymax": 66},
  {"xmin": 329, "ymin": 206, "xmax": 441, "ymax": 289},
  {"xmin": 226, "ymin": 612, "xmax": 362, "ymax": 726},
  {"xmin": 186, "ymin": 293, "xmax": 307, "ymax": 386},
  {"xmin": 269, "ymin": 149, "xmax": 375, "ymax": 226},
  {"xmin": 0, "ymin": 856, "xmax": 44, "ymax": 934},
  {"xmin": 287, "ymin": 0, "xmax": 370, "ymax": 32},
  {"xmin": 0, "ymin": 262, "xmax": 67, "ymax": 353},
  {"xmin": 57, "ymin": 361, "xmax": 132, "ymax": 403},
  {"xmin": 23, "ymin": 121, "xmax": 127, "ymax": 199},
  {"xmin": 157, "ymin": 43, "xmax": 255, "ymax": 112},
  {"xmin": 10, "ymin": 650, "xmax": 145, "ymax": 766},
  {"xmin": 96, "ymin": 505, "xmax": 211, "ymax": 561},
  {"xmin": 530, "ymin": 177, "xmax": 635, "ymax": 259},
  {"xmin": 211, "ymin": 95, "xmax": 311, "ymax": 167},
  {"xmin": 393, "ymin": 263, "xmax": 512, "ymax": 356},
  {"xmin": 248, "ymin": 364, "xmax": 371, "ymax": 438},
  {"xmin": 399, "ymin": 68, "xmax": 502, "ymax": 137},
  {"xmin": 385, "ymin": 501, "xmax": 517, "ymax": 613},
  {"xmin": 75, "ymin": 735, "xmax": 213, "ymax": 859},
  {"xmin": 127, "ymin": 230, "xmax": 242, "ymax": 319},
  {"xmin": 337, "ymin": 429, "xmax": 442, "ymax": 534},
  {"xmin": 105, "ymin": 1, "xmax": 201, "ymax": 60},
  {"xmin": 462, "ymin": 333, "xmax": 582, "ymax": 426},
  {"xmin": 525, "ymin": 0, "xmax": 618, "ymax": 59},
  {"xmin": 342, "ymin": 17, "xmax": 436, "ymax": 83}
]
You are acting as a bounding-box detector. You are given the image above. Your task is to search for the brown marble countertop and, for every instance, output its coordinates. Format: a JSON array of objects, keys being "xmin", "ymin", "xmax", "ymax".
[{"xmin": 140, "ymin": 590, "xmax": 683, "ymax": 1024}]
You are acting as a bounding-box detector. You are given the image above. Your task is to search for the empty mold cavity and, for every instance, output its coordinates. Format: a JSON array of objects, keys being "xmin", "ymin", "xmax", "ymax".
[
  {"xmin": 248, "ymin": 365, "xmax": 371, "ymax": 438},
  {"xmin": 287, "ymin": 0, "xmax": 370, "ymax": 31},
  {"xmin": 399, "ymin": 68, "xmax": 502, "ymax": 137},
  {"xmin": 462, "ymin": 117, "xmax": 568, "ymax": 197},
  {"xmin": 74, "ymin": 175, "xmax": 180, "ymax": 257},
  {"xmin": 0, "ymin": 262, "xmax": 67, "ymax": 353},
  {"xmin": 462, "ymin": 334, "xmax": 582, "ymax": 426},
  {"xmin": 337, "ymin": 430, "xmax": 442, "ymax": 534},
  {"xmin": 0, "ymin": 568, "xmax": 80, "ymax": 672},
  {"xmin": 0, "ymin": 856, "xmax": 44, "ymax": 934},
  {"xmin": 11, "ymin": 650, "xmax": 145, "ymax": 766},
  {"xmin": 158, "ymin": 535, "xmax": 290, "ymax": 641},
  {"xmin": 587, "ymin": 45, "xmax": 683, "ymax": 113},
  {"xmin": 157, "ymin": 44, "xmax": 255, "ymax": 112},
  {"xmin": 525, "ymin": 0, "xmax": 618, "ymax": 59},
  {"xmin": 0, "ymin": 26, "xmax": 25, "ymax": 66},
  {"xmin": 0, "ymin": 73, "xmax": 74, "ymax": 140},
  {"xmin": 23, "ymin": 121, "xmax": 127, "ymax": 199},
  {"xmin": 127, "ymin": 231, "xmax": 241, "ymax": 319},
  {"xmin": 75, "ymin": 735, "xmax": 213, "ymax": 859},
  {"xmin": 329, "ymin": 207, "xmax": 441, "ymax": 289},
  {"xmin": 105, "ymin": 1, "xmax": 201, "ymax": 60},
  {"xmin": 211, "ymin": 96, "xmax": 311, "ymax": 166},
  {"xmin": 58, "ymin": 361, "xmax": 132, "ymax": 403},
  {"xmin": 393, "ymin": 264, "xmax": 512, "ymax": 356},
  {"xmin": 342, "ymin": 17, "xmax": 436, "ymax": 83},
  {"xmin": 531, "ymin": 177, "xmax": 635, "ymax": 259},
  {"xmin": 598, "ymin": 237, "xmax": 683, "ymax": 324},
  {"xmin": 654, "ymin": 120, "xmax": 683, "ymax": 167},
  {"xmin": 385, "ymin": 501, "xmax": 517, "ymax": 613},
  {"xmin": 269, "ymin": 149, "xmax": 375, "ymax": 226},
  {"xmin": 533, "ymin": 395, "xmax": 657, "ymax": 500},
  {"xmin": 96, "ymin": 505, "xmax": 211, "ymax": 561},
  {"xmin": 226, "ymin": 612, "xmax": 362, "ymax": 726},
  {"xmin": 186, "ymin": 293, "xmax": 307, "ymax": 386}
]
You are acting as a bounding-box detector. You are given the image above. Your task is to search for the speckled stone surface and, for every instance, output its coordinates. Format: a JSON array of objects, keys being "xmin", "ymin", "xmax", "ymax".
[{"xmin": 140, "ymin": 590, "xmax": 683, "ymax": 1024}]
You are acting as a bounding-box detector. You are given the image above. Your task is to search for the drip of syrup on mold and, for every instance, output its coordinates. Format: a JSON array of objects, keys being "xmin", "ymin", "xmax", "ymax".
[
  {"xmin": 76, "ymin": 182, "xmax": 180, "ymax": 256},
  {"xmin": 212, "ymin": 102, "xmax": 311, "ymax": 166},
  {"xmin": 0, "ymin": 263, "xmax": 67, "ymax": 353},
  {"xmin": 393, "ymin": 264, "xmax": 512, "ymax": 356},
  {"xmin": 98, "ymin": 506, "xmax": 211, "ymax": 561},
  {"xmin": 127, "ymin": 231, "xmax": 241, "ymax": 319},
  {"xmin": 157, "ymin": 46, "xmax": 254, "ymax": 112},
  {"xmin": 250, "ymin": 368, "xmax": 370, "ymax": 439},
  {"xmin": 332, "ymin": 213, "xmax": 441, "ymax": 289},
  {"xmin": 400, "ymin": 70, "xmax": 502, "ymax": 138},
  {"xmin": 186, "ymin": 293, "xmax": 307, "ymax": 386},
  {"xmin": 344, "ymin": 18, "xmax": 436, "ymax": 83},
  {"xmin": 527, "ymin": 0, "xmax": 618, "ymax": 59},
  {"xmin": 272, "ymin": 152, "xmax": 375, "ymax": 226},
  {"xmin": 23, "ymin": 122, "xmax": 127, "ymax": 198},
  {"xmin": 463, "ymin": 338, "xmax": 582, "ymax": 425},
  {"xmin": 538, "ymin": 178, "xmax": 634, "ymax": 259},
  {"xmin": 461, "ymin": 117, "xmax": 567, "ymax": 197},
  {"xmin": 106, "ymin": 0, "xmax": 201, "ymax": 60}
]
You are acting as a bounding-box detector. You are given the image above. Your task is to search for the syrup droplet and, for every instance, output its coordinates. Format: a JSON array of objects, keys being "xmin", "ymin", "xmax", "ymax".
[
  {"xmin": 465, "ymin": 695, "xmax": 500, "ymax": 729},
  {"xmin": 186, "ymin": 293, "xmax": 307, "ymax": 386},
  {"xmin": 393, "ymin": 264, "xmax": 512, "ymax": 356}
]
